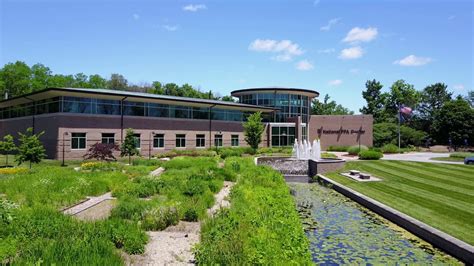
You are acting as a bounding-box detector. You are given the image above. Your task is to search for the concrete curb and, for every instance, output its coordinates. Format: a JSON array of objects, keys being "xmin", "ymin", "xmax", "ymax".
[{"xmin": 316, "ymin": 174, "xmax": 474, "ymax": 264}]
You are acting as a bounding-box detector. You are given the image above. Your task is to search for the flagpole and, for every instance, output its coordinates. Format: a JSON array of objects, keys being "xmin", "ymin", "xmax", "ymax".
[{"xmin": 398, "ymin": 103, "xmax": 401, "ymax": 153}]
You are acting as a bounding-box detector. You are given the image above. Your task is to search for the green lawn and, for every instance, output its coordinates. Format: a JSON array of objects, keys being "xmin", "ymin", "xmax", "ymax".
[
  {"xmin": 430, "ymin": 157, "xmax": 465, "ymax": 162},
  {"xmin": 325, "ymin": 160, "xmax": 474, "ymax": 245}
]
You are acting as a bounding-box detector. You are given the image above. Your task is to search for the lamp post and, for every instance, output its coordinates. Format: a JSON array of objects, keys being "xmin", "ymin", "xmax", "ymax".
[
  {"xmin": 61, "ymin": 132, "xmax": 69, "ymax": 167},
  {"xmin": 149, "ymin": 131, "xmax": 155, "ymax": 160}
]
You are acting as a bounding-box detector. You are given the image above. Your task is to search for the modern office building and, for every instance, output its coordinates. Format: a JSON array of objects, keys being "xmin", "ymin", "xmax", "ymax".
[{"xmin": 0, "ymin": 87, "xmax": 372, "ymax": 160}]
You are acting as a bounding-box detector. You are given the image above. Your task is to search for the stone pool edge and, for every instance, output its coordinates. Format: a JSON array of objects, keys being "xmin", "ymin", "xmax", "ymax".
[{"xmin": 315, "ymin": 174, "xmax": 474, "ymax": 264}]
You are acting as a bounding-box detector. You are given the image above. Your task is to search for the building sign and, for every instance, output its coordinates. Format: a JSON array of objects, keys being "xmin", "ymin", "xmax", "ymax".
[{"xmin": 317, "ymin": 128, "xmax": 365, "ymax": 135}]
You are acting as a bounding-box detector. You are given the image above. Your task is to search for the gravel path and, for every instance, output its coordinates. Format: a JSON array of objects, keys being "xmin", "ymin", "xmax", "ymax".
[{"xmin": 128, "ymin": 181, "xmax": 235, "ymax": 265}]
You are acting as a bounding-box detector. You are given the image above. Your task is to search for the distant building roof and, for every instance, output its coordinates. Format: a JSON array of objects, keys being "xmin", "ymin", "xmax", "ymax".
[
  {"xmin": 0, "ymin": 87, "xmax": 275, "ymax": 112},
  {"xmin": 231, "ymin": 87, "xmax": 319, "ymax": 98}
]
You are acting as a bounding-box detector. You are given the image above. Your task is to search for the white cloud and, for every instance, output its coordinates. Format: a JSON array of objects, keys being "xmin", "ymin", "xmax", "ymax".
[
  {"xmin": 249, "ymin": 39, "xmax": 304, "ymax": 61},
  {"xmin": 328, "ymin": 79, "xmax": 342, "ymax": 86},
  {"xmin": 453, "ymin": 84, "xmax": 465, "ymax": 91},
  {"xmin": 338, "ymin": 46, "xmax": 364, "ymax": 59},
  {"xmin": 296, "ymin": 60, "xmax": 314, "ymax": 71},
  {"xmin": 183, "ymin": 4, "xmax": 207, "ymax": 12},
  {"xmin": 343, "ymin": 27, "xmax": 378, "ymax": 43},
  {"xmin": 163, "ymin": 25, "xmax": 179, "ymax": 31},
  {"xmin": 132, "ymin": 14, "xmax": 140, "ymax": 20},
  {"xmin": 393, "ymin": 55, "xmax": 432, "ymax": 66},
  {"xmin": 320, "ymin": 18, "xmax": 341, "ymax": 31},
  {"xmin": 318, "ymin": 48, "xmax": 335, "ymax": 54}
]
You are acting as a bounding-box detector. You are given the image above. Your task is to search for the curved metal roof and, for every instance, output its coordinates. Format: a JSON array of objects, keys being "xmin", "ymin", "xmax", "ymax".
[{"xmin": 231, "ymin": 87, "xmax": 319, "ymax": 98}]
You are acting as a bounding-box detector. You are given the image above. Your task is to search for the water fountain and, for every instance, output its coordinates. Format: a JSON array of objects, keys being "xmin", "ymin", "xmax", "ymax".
[{"xmin": 257, "ymin": 138, "xmax": 345, "ymax": 176}]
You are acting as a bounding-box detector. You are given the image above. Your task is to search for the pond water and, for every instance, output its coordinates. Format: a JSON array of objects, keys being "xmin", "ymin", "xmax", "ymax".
[{"xmin": 289, "ymin": 183, "xmax": 460, "ymax": 265}]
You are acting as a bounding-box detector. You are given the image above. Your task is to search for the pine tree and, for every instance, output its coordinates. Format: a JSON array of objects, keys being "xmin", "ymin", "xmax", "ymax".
[
  {"xmin": 15, "ymin": 128, "xmax": 46, "ymax": 169},
  {"xmin": 120, "ymin": 128, "xmax": 139, "ymax": 164}
]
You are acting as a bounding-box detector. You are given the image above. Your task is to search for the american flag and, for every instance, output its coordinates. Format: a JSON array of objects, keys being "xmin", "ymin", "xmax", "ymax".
[{"xmin": 399, "ymin": 105, "xmax": 412, "ymax": 115}]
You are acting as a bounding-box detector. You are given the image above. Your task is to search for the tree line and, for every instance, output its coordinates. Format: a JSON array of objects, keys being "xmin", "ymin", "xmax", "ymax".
[
  {"xmin": 360, "ymin": 79, "xmax": 473, "ymax": 147},
  {"xmin": 0, "ymin": 61, "xmax": 234, "ymax": 101}
]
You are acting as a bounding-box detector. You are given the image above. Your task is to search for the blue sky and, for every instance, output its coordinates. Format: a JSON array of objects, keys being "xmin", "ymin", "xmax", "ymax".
[{"xmin": 1, "ymin": 0, "xmax": 473, "ymax": 112}]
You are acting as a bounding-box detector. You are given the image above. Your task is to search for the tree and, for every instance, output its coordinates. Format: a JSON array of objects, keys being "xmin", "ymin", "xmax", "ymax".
[
  {"xmin": 89, "ymin": 74, "xmax": 108, "ymax": 88},
  {"xmin": 0, "ymin": 135, "xmax": 17, "ymax": 166},
  {"xmin": 467, "ymin": 90, "xmax": 473, "ymax": 108},
  {"xmin": 84, "ymin": 143, "xmax": 119, "ymax": 161},
  {"xmin": 311, "ymin": 94, "xmax": 354, "ymax": 115},
  {"xmin": 108, "ymin": 73, "xmax": 128, "ymax": 90},
  {"xmin": 120, "ymin": 128, "xmax": 139, "ymax": 164},
  {"xmin": 30, "ymin": 64, "xmax": 52, "ymax": 91},
  {"xmin": 432, "ymin": 97, "xmax": 474, "ymax": 147},
  {"xmin": 151, "ymin": 81, "xmax": 165, "ymax": 94},
  {"xmin": 0, "ymin": 61, "xmax": 32, "ymax": 98},
  {"xmin": 414, "ymin": 83, "xmax": 452, "ymax": 134},
  {"xmin": 243, "ymin": 112, "xmax": 264, "ymax": 152},
  {"xmin": 385, "ymin": 80, "xmax": 420, "ymax": 122},
  {"xmin": 360, "ymin": 79, "xmax": 388, "ymax": 123},
  {"xmin": 373, "ymin": 123, "xmax": 427, "ymax": 147},
  {"xmin": 220, "ymin": 95, "xmax": 236, "ymax": 102},
  {"xmin": 15, "ymin": 128, "xmax": 46, "ymax": 169}
]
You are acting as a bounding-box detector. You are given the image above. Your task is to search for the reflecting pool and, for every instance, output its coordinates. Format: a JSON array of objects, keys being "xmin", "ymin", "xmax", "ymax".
[{"xmin": 289, "ymin": 183, "xmax": 460, "ymax": 264}]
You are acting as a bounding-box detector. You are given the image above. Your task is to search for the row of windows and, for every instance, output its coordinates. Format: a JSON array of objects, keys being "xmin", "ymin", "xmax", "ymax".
[
  {"xmin": 0, "ymin": 96, "xmax": 270, "ymax": 122},
  {"xmin": 70, "ymin": 132, "xmax": 240, "ymax": 150}
]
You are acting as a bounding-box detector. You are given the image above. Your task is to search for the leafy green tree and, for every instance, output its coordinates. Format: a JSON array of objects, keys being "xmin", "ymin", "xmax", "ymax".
[
  {"xmin": 15, "ymin": 128, "xmax": 46, "ymax": 169},
  {"xmin": 73, "ymin": 73, "xmax": 90, "ymax": 88},
  {"xmin": 414, "ymin": 83, "xmax": 452, "ymax": 134},
  {"xmin": 244, "ymin": 112, "xmax": 264, "ymax": 152},
  {"xmin": 360, "ymin": 79, "xmax": 388, "ymax": 123},
  {"xmin": 432, "ymin": 97, "xmax": 474, "ymax": 146},
  {"xmin": 120, "ymin": 128, "xmax": 139, "ymax": 164},
  {"xmin": 30, "ymin": 64, "xmax": 52, "ymax": 91},
  {"xmin": 0, "ymin": 61, "xmax": 32, "ymax": 98},
  {"xmin": 108, "ymin": 73, "xmax": 128, "ymax": 90},
  {"xmin": 385, "ymin": 80, "xmax": 420, "ymax": 121},
  {"xmin": 373, "ymin": 123, "xmax": 427, "ymax": 147},
  {"xmin": 312, "ymin": 94, "xmax": 354, "ymax": 115},
  {"xmin": 220, "ymin": 95, "xmax": 236, "ymax": 102},
  {"xmin": 467, "ymin": 90, "xmax": 473, "ymax": 108},
  {"xmin": 49, "ymin": 74, "xmax": 75, "ymax": 88},
  {"xmin": 89, "ymin": 74, "xmax": 108, "ymax": 88},
  {"xmin": 0, "ymin": 135, "xmax": 17, "ymax": 166},
  {"xmin": 151, "ymin": 81, "xmax": 165, "ymax": 94}
]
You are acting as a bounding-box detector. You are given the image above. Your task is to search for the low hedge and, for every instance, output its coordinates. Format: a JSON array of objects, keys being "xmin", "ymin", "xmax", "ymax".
[
  {"xmin": 327, "ymin": 145, "xmax": 349, "ymax": 152},
  {"xmin": 347, "ymin": 145, "xmax": 368, "ymax": 155},
  {"xmin": 195, "ymin": 158, "xmax": 311, "ymax": 264},
  {"xmin": 358, "ymin": 150, "xmax": 383, "ymax": 160},
  {"xmin": 381, "ymin": 144, "xmax": 399, "ymax": 154},
  {"xmin": 321, "ymin": 152, "xmax": 337, "ymax": 159}
]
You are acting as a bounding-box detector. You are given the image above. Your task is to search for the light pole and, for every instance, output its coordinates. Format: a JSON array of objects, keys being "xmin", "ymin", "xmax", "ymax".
[
  {"xmin": 61, "ymin": 132, "xmax": 69, "ymax": 167},
  {"xmin": 149, "ymin": 131, "xmax": 155, "ymax": 160}
]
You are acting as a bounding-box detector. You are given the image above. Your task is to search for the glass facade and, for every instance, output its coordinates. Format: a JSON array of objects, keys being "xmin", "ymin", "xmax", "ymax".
[
  {"xmin": 0, "ymin": 96, "xmax": 267, "ymax": 122},
  {"xmin": 239, "ymin": 93, "xmax": 310, "ymax": 123},
  {"xmin": 271, "ymin": 126, "xmax": 296, "ymax": 147}
]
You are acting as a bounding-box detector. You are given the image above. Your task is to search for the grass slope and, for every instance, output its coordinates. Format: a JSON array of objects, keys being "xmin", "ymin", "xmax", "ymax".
[{"xmin": 325, "ymin": 160, "xmax": 474, "ymax": 245}]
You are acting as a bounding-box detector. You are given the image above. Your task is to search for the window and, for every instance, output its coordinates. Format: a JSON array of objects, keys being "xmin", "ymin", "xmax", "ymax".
[
  {"xmin": 231, "ymin": 135, "xmax": 239, "ymax": 147},
  {"xmin": 176, "ymin": 134, "xmax": 186, "ymax": 148},
  {"xmin": 214, "ymin": 134, "xmax": 223, "ymax": 147},
  {"xmin": 133, "ymin": 134, "xmax": 141, "ymax": 149},
  {"xmin": 271, "ymin": 126, "xmax": 295, "ymax": 147},
  {"xmin": 71, "ymin": 133, "xmax": 86, "ymax": 150},
  {"xmin": 196, "ymin": 134, "xmax": 206, "ymax": 147},
  {"xmin": 153, "ymin": 134, "xmax": 164, "ymax": 148},
  {"xmin": 101, "ymin": 133, "xmax": 115, "ymax": 144}
]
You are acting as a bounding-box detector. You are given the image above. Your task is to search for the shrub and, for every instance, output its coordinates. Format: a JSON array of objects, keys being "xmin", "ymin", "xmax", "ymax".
[
  {"xmin": 155, "ymin": 149, "xmax": 216, "ymax": 158},
  {"xmin": 217, "ymin": 147, "xmax": 252, "ymax": 159},
  {"xmin": 0, "ymin": 198, "xmax": 19, "ymax": 224},
  {"xmin": 141, "ymin": 206, "xmax": 179, "ymax": 231},
  {"xmin": 81, "ymin": 161, "xmax": 122, "ymax": 172},
  {"xmin": 347, "ymin": 145, "xmax": 368, "ymax": 155},
  {"xmin": 104, "ymin": 218, "xmax": 148, "ymax": 254},
  {"xmin": 327, "ymin": 146, "xmax": 349, "ymax": 152},
  {"xmin": 111, "ymin": 196, "xmax": 148, "ymax": 220},
  {"xmin": 381, "ymin": 144, "xmax": 399, "ymax": 154},
  {"xmin": 132, "ymin": 158, "xmax": 161, "ymax": 166},
  {"xmin": 374, "ymin": 122, "xmax": 426, "ymax": 147},
  {"xmin": 358, "ymin": 150, "xmax": 383, "ymax": 160},
  {"xmin": 183, "ymin": 179, "xmax": 206, "ymax": 196},
  {"xmin": 83, "ymin": 143, "xmax": 119, "ymax": 161},
  {"xmin": 257, "ymin": 147, "xmax": 292, "ymax": 155},
  {"xmin": 183, "ymin": 208, "xmax": 198, "ymax": 222}
]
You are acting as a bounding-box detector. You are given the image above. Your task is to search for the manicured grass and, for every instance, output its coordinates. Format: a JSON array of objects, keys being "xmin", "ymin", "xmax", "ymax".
[
  {"xmin": 325, "ymin": 160, "xmax": 474, "ymax": 245},
  {"xmin": 195, "ymin": 157, "xmax": 311, "ymax": 264}
]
